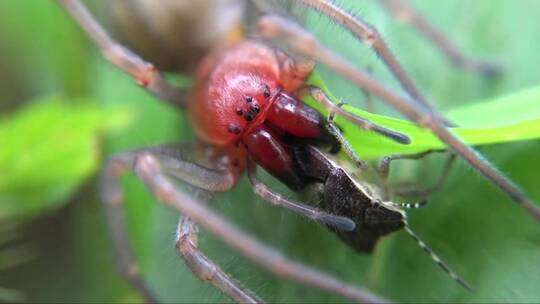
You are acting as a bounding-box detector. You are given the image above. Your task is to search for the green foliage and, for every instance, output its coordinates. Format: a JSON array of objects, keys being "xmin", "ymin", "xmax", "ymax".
[
  {"xmin": 1, "ymin": 0, "xmax": 540, "ymax": 303},
  {"xmin": 0, "ymin": 97, "xmax": 132, "ymax": 221}
]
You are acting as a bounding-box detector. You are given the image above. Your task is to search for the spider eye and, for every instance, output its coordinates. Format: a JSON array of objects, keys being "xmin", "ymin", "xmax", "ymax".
[
  {"xmin": 227, "ymin": 124, "xmax": 242, "ymax": 134},
  {"xmin": 262, "ymin": 84, "xmax": 271, "ymax": 98}
]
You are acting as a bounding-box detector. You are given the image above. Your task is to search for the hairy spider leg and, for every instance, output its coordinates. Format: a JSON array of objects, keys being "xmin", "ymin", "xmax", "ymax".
[
  {"xmin": 57, "ymin": 0, "xmax": 185, "ymax": 107},
  {"xmin": 298, "ymin": 86, "xmax": 411, "ymax": 144},
  {"xmin": 256, "ymin": 14, "xmax": 540, "ymax": 221},
  {"xmin": 298, "ymin": 0, "xmax": 435, "ymax": 112},
  {"xmin": 246, "ymin": 159, "xmax": 356, "ymax": 231},
  {"xmin": 177, "ymin": 211, "xmax": 262, "ymax": 303},
  {"xmin": 101, "ymin": 148, "xmax": 240, "ymax": 302},
  {"xmin": 377, "ymin": 0, "xmax": 501, "ymax": 76},
  {"xmin": 100, "ymin": 153, "xmax": 157, "ymax": 303}
]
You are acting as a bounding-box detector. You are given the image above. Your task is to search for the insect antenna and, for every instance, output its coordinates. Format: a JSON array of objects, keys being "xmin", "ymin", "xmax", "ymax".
[
  {"xmin": 389, "ymin": 200, "xmax": 428, "ymax": 209},
  {"xmin": 403, "ymin": 222, "xmax": 473, "ymax": 291}
]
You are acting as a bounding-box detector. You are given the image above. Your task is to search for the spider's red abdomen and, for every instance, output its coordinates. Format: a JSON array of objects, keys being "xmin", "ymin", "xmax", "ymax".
[{"xmin": 190, "ymin": 41, "xmax": 282, "ymax": 145}]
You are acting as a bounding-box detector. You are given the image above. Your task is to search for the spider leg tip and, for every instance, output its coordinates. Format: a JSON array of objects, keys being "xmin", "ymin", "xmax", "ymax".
[
  {"xmin": 319, "ymin": 214, "xmax": 357, "ymax": 232},
  {"xmin": 389, "ymin": 131, "xmax": 411, "ymax": 145}
]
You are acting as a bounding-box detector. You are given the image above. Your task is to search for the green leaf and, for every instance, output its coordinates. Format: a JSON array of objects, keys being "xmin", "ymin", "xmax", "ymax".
[
  {"xmin": 306, "ymin": 74, "xmax": 540, "ymax": 159},
  {"xmin": 0, "ymin": 97, "xmax": 132, "ymax": 221}
]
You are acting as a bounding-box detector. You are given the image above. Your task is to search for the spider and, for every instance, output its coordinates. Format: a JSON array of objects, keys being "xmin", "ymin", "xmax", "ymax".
[{"xmin": 57, "ymin": 0, "xmax": 540, "ymax": 302}]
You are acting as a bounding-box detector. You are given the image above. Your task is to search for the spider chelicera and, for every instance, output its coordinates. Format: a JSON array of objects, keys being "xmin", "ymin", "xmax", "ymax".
[{"xmin": 58, "ymin": 0, "xmax": 540, "ymax": 303}]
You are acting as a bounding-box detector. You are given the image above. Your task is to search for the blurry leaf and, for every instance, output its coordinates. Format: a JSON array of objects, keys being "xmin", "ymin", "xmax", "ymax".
[
  {"xmin": 0, "ymin": 0, "xmax": 89, "ymax": 98},
  {"xmin": 306, "ymin": 74, "xmax": 540, "ymax": 159},
  {"xmin": 0, "ymin": 287, "xmax": 24, "ymax": 303},
  {"xmin": 0, "ymin": 97, "xmax": 133, "ymax": 221}
]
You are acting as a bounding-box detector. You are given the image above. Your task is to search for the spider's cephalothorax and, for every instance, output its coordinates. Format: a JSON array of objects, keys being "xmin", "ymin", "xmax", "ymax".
[{"xmin": 190, "ymin": 40, "xmax": 334, "ymax": 189}]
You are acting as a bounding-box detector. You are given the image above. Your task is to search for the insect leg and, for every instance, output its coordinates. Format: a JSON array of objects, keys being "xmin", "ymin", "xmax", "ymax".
[
  {"xmin": 57, "ymin": 0, "xmax": 185, "ymax": 107},
  {"xmin": 256, "ymin": 14, "xmax": 540, "ymax": 221},
  {"xmin": 378, "ymin": 151, "xmax": 437, "ymax": 185},
  {"xmin": 298, "ymin": 86, "xmax": 411, "ymax": 144},
  {"xmin": 246, "ymin": 159, "xmax": 356, "ymax": 231},
  {"xmin": 176, "ymin": 214, "xmax": 262, "ymax": 303},
  {"xmin": 378, "ymin": 151, "xmax": 454, "ymax": 200},
  {"xmin": 132, "ymin": 153, "xmax": 389, "ymax": 303},
  {"xmin": 376, "ymin": 0, "xmax": 501, "ymax": 76},
  {"xmin": 392, "ymin": 154, "xmax": 457, "ymax": 198}
]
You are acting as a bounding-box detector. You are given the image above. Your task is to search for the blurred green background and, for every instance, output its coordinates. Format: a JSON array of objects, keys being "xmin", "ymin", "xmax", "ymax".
[{"xmin": 1, "ymin": 0, "xmax": 540, "ymax": 302}]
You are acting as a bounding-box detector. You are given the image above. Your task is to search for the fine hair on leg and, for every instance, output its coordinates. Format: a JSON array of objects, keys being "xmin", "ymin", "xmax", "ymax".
[{"xmin": 176, "ymin": 207, "xmax": 263, "ymax": 303}]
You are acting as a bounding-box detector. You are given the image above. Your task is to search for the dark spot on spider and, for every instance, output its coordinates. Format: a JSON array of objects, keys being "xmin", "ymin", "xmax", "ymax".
[
  {"xmin": 228, "ymin": 124, "xmax": 242, "ymax": 134},
  {"xmin": 235, "ymin": 107, "xmax": 243, "ymax": 115},
  {"xmin": 251, "ymin": 104, "xmax": 260, "ymax": 113},
  {"xmin": 244, "ymin": 113, "xmax": 254, "ymax": 121},
  {"xmin": 262, "ymin": 84, "xmax": 271, "ymax": 98},
  {"xmin": 245, "ymin": 96, "xmax": 253, "ymax": 103}
]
